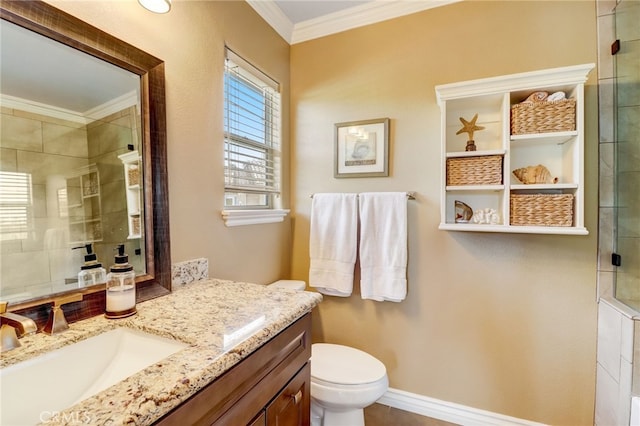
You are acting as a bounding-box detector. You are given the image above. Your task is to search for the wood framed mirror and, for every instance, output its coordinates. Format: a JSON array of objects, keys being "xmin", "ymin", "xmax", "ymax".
[{"xmin": 0, "ymin": 0, "xmax": 170, "ymax": 322}]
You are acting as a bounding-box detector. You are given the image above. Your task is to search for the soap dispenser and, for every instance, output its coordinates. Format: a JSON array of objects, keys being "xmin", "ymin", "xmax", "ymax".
[
  {"xmin": 105, "ymin": 244, "xmax": 137, "ymax": 319},
  {"xmin": 73, "ymin": 243, "xmax": 107, "ymax": 288}
]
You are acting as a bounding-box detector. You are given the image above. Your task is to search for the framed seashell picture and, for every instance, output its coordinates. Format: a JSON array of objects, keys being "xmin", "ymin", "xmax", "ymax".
[{"xmin": 334, "ymin": 118, "xmax": 389, "ymax": 178}]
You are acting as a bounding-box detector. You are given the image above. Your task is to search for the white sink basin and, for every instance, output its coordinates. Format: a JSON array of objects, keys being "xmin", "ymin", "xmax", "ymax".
[{"xmin": 1, "ymin": 327, "xmax": 188, "ymax": 425}]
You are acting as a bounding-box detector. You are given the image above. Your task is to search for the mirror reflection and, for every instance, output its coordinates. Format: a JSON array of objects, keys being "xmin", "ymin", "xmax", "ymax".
[{"xmin": 0, "ymin": 19, "xmax": 146, "ymax": 304}]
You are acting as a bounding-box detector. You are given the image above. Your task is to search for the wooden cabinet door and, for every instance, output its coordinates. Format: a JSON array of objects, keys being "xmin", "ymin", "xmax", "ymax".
[{"xmin": 266, "ymin": 363, "xmax": 310, "ymax": 426}]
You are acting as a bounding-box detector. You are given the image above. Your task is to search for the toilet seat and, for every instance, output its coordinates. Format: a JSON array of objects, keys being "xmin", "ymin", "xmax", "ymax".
[{"xmin": 311, "ymin": 343, "xmax": 386, "ymax": 385}]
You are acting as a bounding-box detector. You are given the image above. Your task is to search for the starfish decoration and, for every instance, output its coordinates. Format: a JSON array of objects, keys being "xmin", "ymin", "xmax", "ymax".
[{"xmin": 456, "ymin": 113, "xmax": 485, "ymax": 141}]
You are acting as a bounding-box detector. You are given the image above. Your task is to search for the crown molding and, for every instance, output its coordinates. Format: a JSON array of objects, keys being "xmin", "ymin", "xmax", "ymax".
[
  {"xmin": 246, "ymin": 0, "xmax": 294, "ymax": 43},
  {"xmin": 1, "ymin": 94, "xmax": 88, "ymax": 124},
  {"xmin": 1, "ymin": 91, "xmax": 139, "ymax": 125},
  {"xmin": 291, "ymin": 0, "xmax": 461, "ymax": 44},
  {"xmin": 249, "ymin": 0, "xmax": 461, "ymax": 45}
]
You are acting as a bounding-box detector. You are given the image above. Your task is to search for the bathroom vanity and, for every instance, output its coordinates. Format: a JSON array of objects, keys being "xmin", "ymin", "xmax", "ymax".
[{"xmin": 0, "ymin": 279, "xmax": 322, "ymax": 425}]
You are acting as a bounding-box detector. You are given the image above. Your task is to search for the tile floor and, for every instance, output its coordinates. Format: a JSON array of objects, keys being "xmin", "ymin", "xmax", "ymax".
[{"xmin": 364, "ymin": 403, "xmax": 458, "ymax": 426}]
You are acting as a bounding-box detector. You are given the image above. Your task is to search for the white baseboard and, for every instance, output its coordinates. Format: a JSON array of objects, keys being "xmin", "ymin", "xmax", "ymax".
[{"xmin": 377, "ymin": 388, "xmax": 548, "ymax": 426}]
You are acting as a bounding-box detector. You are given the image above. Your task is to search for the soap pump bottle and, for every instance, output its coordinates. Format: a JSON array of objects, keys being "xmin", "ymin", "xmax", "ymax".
[
  {"xmin": 105, "ymin": 244, "xmax": 137, "ymax": 319},
  {"xmin": 73, "ymin": 243, "xmax": 107, "ymax": 288}
]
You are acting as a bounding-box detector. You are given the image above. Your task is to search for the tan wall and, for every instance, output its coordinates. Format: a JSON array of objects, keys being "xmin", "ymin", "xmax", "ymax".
[
  {"xmin": 290, "ymin": 1, "xmax": 598, "ymax": 425},
  {"xmin": 45, "ymin": 0, "xmax": 293, "ymax": 284}
]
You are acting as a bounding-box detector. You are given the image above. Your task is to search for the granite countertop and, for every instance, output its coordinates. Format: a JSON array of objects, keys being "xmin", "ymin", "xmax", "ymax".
[{"xmin": 0, "ymin": 279, "xmax": 322, "ymax": 425}]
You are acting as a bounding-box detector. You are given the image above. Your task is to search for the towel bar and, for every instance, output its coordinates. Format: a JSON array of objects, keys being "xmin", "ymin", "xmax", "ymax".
[{"xmin": 310, "ymin": 192, "xmax": 416, "ymax": 200}]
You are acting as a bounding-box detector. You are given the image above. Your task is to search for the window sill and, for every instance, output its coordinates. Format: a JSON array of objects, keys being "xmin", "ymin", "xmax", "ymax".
[{"xmin": 221, "ymin": 209, "xmax": 290, "ymax": 227}]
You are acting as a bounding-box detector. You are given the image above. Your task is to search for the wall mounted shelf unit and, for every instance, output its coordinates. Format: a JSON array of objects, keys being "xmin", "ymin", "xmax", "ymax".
[
  {"xmin": 435, "ymin": 63, "xmax": 594, "ymax": 235},
  {"xmin": 67, "ymin": 164, "xmax": 103, "ymax": 243},
  {"xmin": 118, "ymin": 151, "xmax": 142, "ymax": 239}
]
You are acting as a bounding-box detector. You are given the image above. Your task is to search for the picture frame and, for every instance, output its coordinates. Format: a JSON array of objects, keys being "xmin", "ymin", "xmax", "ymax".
[{"xmin": 334, "ymin": 118, "xmax": 389, "ymax": 178}]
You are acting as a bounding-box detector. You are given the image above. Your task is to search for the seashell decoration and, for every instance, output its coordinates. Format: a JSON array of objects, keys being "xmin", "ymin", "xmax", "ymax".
[
  {"xmin": 471, "ymin": 208, "xmax": 501, "ymax": 225},
  {"xmin": 455, "ymin": 200, "xmax": 473, "ymax": 223},
  {"xmin": 512, "ymin": 164, "xmax": 558, "ymax": 184}
]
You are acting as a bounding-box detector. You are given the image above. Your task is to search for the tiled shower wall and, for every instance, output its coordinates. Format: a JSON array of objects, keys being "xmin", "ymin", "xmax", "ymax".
[
  {"xmin": 0, "ymin": 107, "xmax": 89, "ymax": 299},
  {"xmin": 0, "ymin": 105, "xmax": 137, "ymax": 301}
]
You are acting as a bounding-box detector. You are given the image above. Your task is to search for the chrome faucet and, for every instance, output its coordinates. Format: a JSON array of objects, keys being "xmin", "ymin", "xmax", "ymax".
[{"xmin": 1, "ymin": 301, "xmax": 37, "ymax": 352}]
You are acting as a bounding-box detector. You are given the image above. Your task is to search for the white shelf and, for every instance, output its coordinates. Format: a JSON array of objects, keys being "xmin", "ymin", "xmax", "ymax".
[
  {"xmin": 510, "ymin": 183, "xmax": 578, "ymax": 191},
  {"xmin": 510, "ymin": 131, "xmax": 577, "ymax": 145},
  {"xmin": 446, "ymin": 184, "xmax": 504, "ymax": 191},
  {"xmin": 119, "ymin": 151, "xmax": 142, "ymax": 240},
  {"xmin": 446, "ymin": 149, "xmax": 506, "ymax": 158},
  {"xmin": 436, "ymin": 63, "xmax": 594, "ymax": 235},
  {"xmin": 438, "ymin": 223, "xmax": 588, "ymax": 235}
]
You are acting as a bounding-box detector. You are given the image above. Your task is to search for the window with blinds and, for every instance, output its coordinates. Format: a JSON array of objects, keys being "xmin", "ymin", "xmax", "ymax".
[
  {"xmin": 224, "ymin": 49, "xmax": 281, "ymax": 209},
  {"xmin": 0, "ymin": 171, "xmax": 33, "ymax": 241}
]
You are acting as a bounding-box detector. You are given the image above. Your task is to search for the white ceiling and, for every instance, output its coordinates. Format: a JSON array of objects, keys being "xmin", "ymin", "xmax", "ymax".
[
  {"xmin": 275, "ymin": 1, "xmax": 371, "ymax": 24},
  {"xmin": 249, "ymin": 0, "xmax": 459, "ymax": 44},
  {"xmin": 0, "ymin": 19, "xmax": 139, "ymax": 119}
]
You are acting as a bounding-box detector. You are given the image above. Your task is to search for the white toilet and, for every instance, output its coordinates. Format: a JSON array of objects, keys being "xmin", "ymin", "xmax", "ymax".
[{"xmin": 269, "ymin": 280, "xmax": 389, "ymax": 426}]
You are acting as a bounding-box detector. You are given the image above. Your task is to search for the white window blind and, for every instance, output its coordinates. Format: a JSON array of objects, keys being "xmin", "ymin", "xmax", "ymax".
[
  {"xmin": 224, "ymin": 48, "xmax": 281, "ymax": 209},
  {"xmin": 0, "ymin": 171, "xmax": 33, "ymax": 241}
]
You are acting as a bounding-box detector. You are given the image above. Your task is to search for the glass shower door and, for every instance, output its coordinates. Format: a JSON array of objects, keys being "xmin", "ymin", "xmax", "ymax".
[{"xmin": 614, "ymin": 0, "xmax": 640, "ymax": 310}]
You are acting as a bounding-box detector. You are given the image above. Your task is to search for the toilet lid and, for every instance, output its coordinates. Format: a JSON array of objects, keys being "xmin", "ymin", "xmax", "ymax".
[{"xmin": 311, "ymin": 343, "xmax": 387, "ymax": 385}]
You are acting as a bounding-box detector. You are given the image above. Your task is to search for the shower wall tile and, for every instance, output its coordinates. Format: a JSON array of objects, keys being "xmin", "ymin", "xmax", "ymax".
[
  {"xmin": 598, "ymin": 206, "xmax": 615, "ymax": 272},
  {"xmin": 599, "ymin": 78, "xmax": 615, "ymax": 143},
  {"xmin": 617, "ymin": 40, "xmax": 640, "ymax": 107},
  {"xmin": 598, "ymin": 270, "xmax": 615, "ymax": 299},
  {"xmin": 0, "ymin": 251, "xmax": 50, "ymax": 289},
  {"xmin": 0, "ymin": 148, "xmax": 17, "ymax": 172},
  {"xmin": 619, "ymin": 358, "xmax": 633, "ymax": 424},
  {"xmin": 618, "ymin": 105, "xmax": 640, "ymax": 144},
  {"xmin": 87, "ymin": 120, "xmax": 133, "ymax": 158},
  {"xmin": 615, "ymin": 1, "xmax": 640, "ymax": 41},
  {"xmin": 617, "ymin": 139, "xmax": 640, "ymax": 175},
  {"xmin": 596, "ymin": 0, "xmax": 617, "ymax": 16},
  {"xmin": 12, "ymin": 109, "xmax": 85, "ymax": 129},
  {"xmin": 1, "ymin": 114, "xmax": 43, "ymax": 151},
  {"xmin": 42, "ymin": 122, "xmax": 88, "ymax": 158},
  {"xmin": 596, "ymin": 363, "xmax": 619, "ymax": 426},
  {"xmin": 598, "ymin": 300, "xmax": 623, "ymax": 377},
  {"xmin": 16, "ymin": 150, "xmax": 87, "ymax": 185},
  {"xmin": 101, "ymin": 179, "xmax": 128, "ymax": 214},
  {"xmin": 600, "ymin": 142, "xmax": 614, "ymax": 207},
  {"xmin": 597, "ymin": 13, "xmax": 615, "ymax": 80}
]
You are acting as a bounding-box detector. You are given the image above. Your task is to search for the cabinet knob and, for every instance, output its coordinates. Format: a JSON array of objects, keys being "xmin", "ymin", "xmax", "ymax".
[{"xmin": 291, "ymin": 390, "xmax": 302, "ymax": 405}]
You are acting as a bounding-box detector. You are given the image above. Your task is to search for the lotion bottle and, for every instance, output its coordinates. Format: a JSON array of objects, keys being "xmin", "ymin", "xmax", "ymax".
[
  {"xmin": 105, "ymin": 244, "xmax": 137, "ymax": 319},
  {"xmin": 74, "ymin": 243, "xmax": 107, "ymax": 288}
]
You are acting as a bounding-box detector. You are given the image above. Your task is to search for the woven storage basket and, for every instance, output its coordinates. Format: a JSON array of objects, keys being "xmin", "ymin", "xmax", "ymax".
[
  {"xmin": 446, "ymin": 155, "xmax": 502, "ymax": 186},
  {"xmin": 510, "ymin": 193, "xmax": 574, "ymax": 227},
  {"xmin": 510, "ymin": 99, "xmax": 576, "ymax": 135}
]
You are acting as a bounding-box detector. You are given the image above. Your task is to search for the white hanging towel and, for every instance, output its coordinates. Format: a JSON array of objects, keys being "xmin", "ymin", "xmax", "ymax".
[
  {"xmin": 309, "ymin": 193, "xmax": 358, "ymax": 297},
  {"xmin": 358, "ymin": 192, "xmax": 408, "ymax": 302}
]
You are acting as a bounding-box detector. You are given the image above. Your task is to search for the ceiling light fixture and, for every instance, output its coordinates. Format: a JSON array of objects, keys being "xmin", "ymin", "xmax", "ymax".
[{"xmin": 138, "ymin": 0, "xmax": 171, "ymax": 14}]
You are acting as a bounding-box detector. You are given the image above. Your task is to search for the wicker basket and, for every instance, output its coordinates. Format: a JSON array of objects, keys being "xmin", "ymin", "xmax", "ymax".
[
  {"xmin": 511, "ymin": 99, "xmax": 576, "ymax": 135},
  {"xmin": 510, "ymin": 193, "xmax": 574, "ymax": 227},
  {"xmin": 446, "ymin": 155, "xmax": 503, "ymax": 186},
  {"xmin": 127, "ymin": 166, "xmax": 140, "ymax": 186}
]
